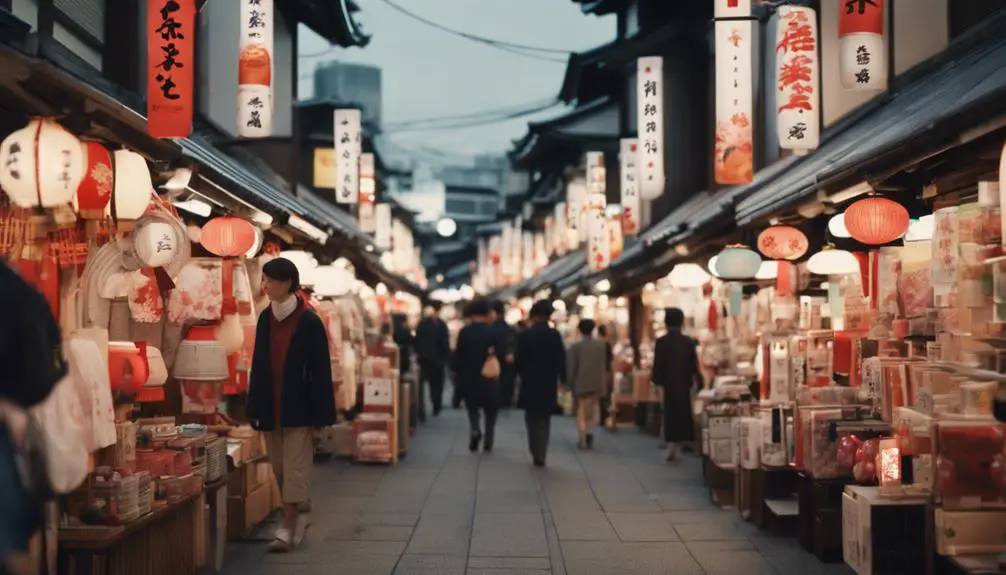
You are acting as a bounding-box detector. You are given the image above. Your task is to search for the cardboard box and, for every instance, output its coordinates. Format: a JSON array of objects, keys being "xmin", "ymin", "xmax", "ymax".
[
  {"xmin": 934, "ymin": 508, "xmax": 1006, "ymax": 556},
  {"xmin": 708, "ymin": 416, "xmax": 734, "ymax": 440},
  {"xmin": 227, "ymin": 461, "xmax": 270, "ymax": 497}
]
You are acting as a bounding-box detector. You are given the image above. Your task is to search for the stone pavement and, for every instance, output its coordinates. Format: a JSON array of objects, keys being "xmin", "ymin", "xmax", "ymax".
[{"xmin": 216, "ymin": 406, "xmax": 854, "ymax": 575}]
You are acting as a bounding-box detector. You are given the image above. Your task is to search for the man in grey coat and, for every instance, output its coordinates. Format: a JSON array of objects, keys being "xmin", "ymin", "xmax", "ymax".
[{"xmin": 566, "ymin": 319, "xmax": 608, "ymax": 450}]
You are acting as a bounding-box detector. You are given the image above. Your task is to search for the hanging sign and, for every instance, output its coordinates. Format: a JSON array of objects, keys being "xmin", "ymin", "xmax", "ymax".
[
  {"xmin": 607, "ymin": 209, "xmax": 624, "ymax": 261},
  {"xmin": 312, "ymin": 148, "xmax": 335, "ymax": 189},
  {"xmin": 522, "ymin": 231, "xmax": 534, "ymax": 279},
  {"xmin": 147, "ymin": 0, "xmax": 195, "ymax": 138},
  {"xmin": 543, "ymin": 217, "xmax": 554, "ymax": 256},
  {"xmin": 374, "ymin": 203, "xmax": 392, "ymax": 249},
  {"xmin": 534, "ymin": 232, "xmax": 548, "ymax": 270},
  {"xmin": 565, "ymin": 179, "xmax": 586, "ymax": 250},
  {"xmin": 587, "ymin": 199, "xmax": 611, "ymax": 272},
  {"xmin": 839, "ymin": 0, "xmax": 886, "ymax": 91},
  {"xmin": 488, "ymin": 235, "xmax": 503, "ymax": 288},
  {"xmin": 619, "ymin": 138, "xmax": 640, "ymax": 236},
  {"xmin": 334, "ymin": 109, "xmax": 362, "ymax": 204},
  {"xmin": 776, "ymin": 5, "xmax": 821, "ymax": 154},
  {"xmin": 358, "ymin": 153, "xmax": 376, "ymax": 232},
  {"xmin": 237, "ymin": 0, "xmax": 273, "ymax": 138},
  {"xmin": 553, "ymin": 202, "xmax": 568, "ymax": 256},
  {"xmin": 714, "ymin": 0, "xmax": 754, "ymax": 185},
  {"xmin": 636, "ymin": 57, "xmax": 665, "ymax": 200},
  {"xmin": 586, "ymin": 151, "xmax": 606, "ymax": 196}
]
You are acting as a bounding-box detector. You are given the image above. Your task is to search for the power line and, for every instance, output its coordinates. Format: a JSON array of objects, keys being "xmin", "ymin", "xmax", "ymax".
[
  {"xmin": 378, "ymin": 0, "xmax": 576, "ymax": 59},
  {"xmin": 382, "ymin": 97, "xmax": 560, "ymax": 128},
  {"xmin": 382, "ymin": 100, "xmax": 562, "ymax": 133}
]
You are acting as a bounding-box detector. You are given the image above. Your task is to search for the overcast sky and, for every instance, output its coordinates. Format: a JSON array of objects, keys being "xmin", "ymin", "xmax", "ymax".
[{"xmin": 297, "ymin": 0, "xmax": 614, "ymax": 164}]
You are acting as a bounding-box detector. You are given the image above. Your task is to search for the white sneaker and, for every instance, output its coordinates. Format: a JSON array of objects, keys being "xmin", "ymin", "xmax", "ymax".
[
  {"xmin": 268, "ymin": 528, "xmax": 293, "ymax": 553},
  {"xmin": 293, "ymin": 514, "xmax": 311, "ymax": 546}
]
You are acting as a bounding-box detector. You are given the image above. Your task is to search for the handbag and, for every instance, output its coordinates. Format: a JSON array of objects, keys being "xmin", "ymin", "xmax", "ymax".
[{"xmin": 480, "ymin": 346, "xmax": 501, "ymax": 380}]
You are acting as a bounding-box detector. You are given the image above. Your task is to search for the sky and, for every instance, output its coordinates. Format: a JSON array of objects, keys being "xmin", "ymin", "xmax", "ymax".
[{"xmin": 297, "ymin": 0, "xmax": 614, "ymax": 164}]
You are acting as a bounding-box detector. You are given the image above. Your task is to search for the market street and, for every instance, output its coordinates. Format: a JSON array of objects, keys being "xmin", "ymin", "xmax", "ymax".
[{"xmin": 214, "ymin": 406, "xmax": 853, "ymax": 575}]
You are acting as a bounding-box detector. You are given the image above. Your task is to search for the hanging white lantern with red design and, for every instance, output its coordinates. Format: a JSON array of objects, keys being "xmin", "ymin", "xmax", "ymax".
[
  {"xmin": 553, "ymin": 202, "xmax": 568, "ymax": 256},
  {"xmin": 607, "ymin": 206, "xmax": 624, "ymax": 261},
  {"xmin": 636, "ymin": 57, "xmax": 664, "ymax": 200},
  {"xmin": 0, "ymin": 118, "xmax": 85, "ymax": 209},
  {"xmin": 776, "ymin": 5, "xmax": 820, "ymax": 154},
  {"xmin": 565, "ymin": 179, "xmax": 586, "ymax": 250},
  {"xmin": 840, "ymin": 0, "xmax": 886, "ymax": 91},
  {"xmin": 358, "ymin": 152, "xmax": 376, "ymax": 231},
  {"xmin": 587, "ymin": 206, "xmax": 610, "ymax": 272},
  {"xmin": 237, "ymin": 0, "xmax": 273, "ymax": 138},
  {"xmin": 619, "ymin": 138, "xmax": 640, "ymax": 235},
  {"xmin": 714, "ymin": 0, "xmax": 754, "ymax": 185}
]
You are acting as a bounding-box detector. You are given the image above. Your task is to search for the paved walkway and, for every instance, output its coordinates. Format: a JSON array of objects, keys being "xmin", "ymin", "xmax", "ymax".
[{"xmin": 218, "ymin": 405, "xmax": 853, "ymax": 575}]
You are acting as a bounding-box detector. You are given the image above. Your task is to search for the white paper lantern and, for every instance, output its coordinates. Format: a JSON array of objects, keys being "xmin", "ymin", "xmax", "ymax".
[
  {"xmin": 828, "ymin": 213, "xmax": 852, "ymax": 238},
  {"xmin": 311, "ymin": 265, "xmax": 355, "ymax": 298},
  {"xmin": 636, "ymin": 56, "xmax": 665, "ymax": 200},
  {"xmin": 807, "ymin": 247, "xmax": 859, "ymax": 276},
  {"xmin": 619, "ymin": 138, "xmax": 641, "ymax": 236},
  {"xmin": 0, "ymin": 118, "xmax": 84, "ymax": 209},
  {"xmin": 237, "ymin": 0, "xmax": 274, "ymax": 138},
  {"xmin": 714, "ymin": 246, "xmax": 761, "ymax": 280},
  {"xmin": 667, "ymin": 263, "xmax": 711, "ymax": 289},
  {"xmin": 755, "ymin": 261, "xmax": 779, "ymax": 280},
  {"xmin": 278, "ymin": 250, "xmax": 318, "ymax": 282},
  {"xmin": 134, "ymin": 220, "xmax": 179, "ymax": 268},
  {"xmin": 108, "ymin": 150, "xmax": 153, "ymax": 230},
  {"xmin": 775, "ymin": 5, "xmax": 820, "ymax": 154},
  {"xmin": 566, "ymin": 179, "xmax": 587, "ymax": 246},
  {"xmin": 839, "ymin": 0, "xmax": 887, "ymax": 91},
  {"xmin": 587, "ymin": 208, "xmax": 610, "ymax": 272}
]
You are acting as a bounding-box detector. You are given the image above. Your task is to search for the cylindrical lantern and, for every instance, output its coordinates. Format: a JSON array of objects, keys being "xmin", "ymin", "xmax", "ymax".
[
  {"xmin": 714, "ymin": 0, "xmax": 754, "ymax": 185},
  {"xmin": 74, "ymin": 141, "xmax": 113, "ymax": 219},
  {"xmin": 807, "ymin": 246, "xmax": 860, "ymax": 276},
  {"xmin": 839, "ymin": 0, "xmax": 886, "ymax": 91},
  {"xmin": 619, "ymin": 139, "xmax": 640, "ymax": 235},
  {"xmin": 607, "ymin": 209, "xmax": 624, "ymax": 261},
  {"xmin": 776, "ymin": 5, "xmax": 821, "ymax": 154},
  {"xmin": 237, "ymin": 0, "xmax": 273, "ymax": 138},
  {"xmin": 0, "ymin": 118, "xmax": 85, "ymax": 209},
  {"xmin": 844, "ymin": 197, "xmax": 910, "ymax": 245},
  {"xmin": 134, "ymin": 219, "xmax": 180, "ymax": 268},
  {"xmin": 108, "ymin": 149, "xmax": 153, "ymax": 231},
  {"xmin": 201, "ymin": 216, "xmax": 258, "ymax": 257},
  {"xmin": 713, "ymin": 245, "xmax": 762, "ymax": 280},
  {"xmin": 668, "ymin": 263, "xmax": 711, "ymax": 289},
  {"xmin": 587, "ymin": 209, "xmax": 610, "ymax": 272},
  {"xmin": 757, "ymin": 225, "xmax": 809, "ymax": 260},
  {"xmin": 637, "ymin": 56, "xmax": 665, "ymax": 200}
]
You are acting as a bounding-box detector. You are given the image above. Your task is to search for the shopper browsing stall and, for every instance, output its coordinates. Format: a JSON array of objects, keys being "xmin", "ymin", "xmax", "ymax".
[
  {"xmin": 247, "ymin": 258, "xmax": 335, "ymax": 553},
  {"xmin": 651, "ymin": 308, "xmax": 702, "ymax": 462}
]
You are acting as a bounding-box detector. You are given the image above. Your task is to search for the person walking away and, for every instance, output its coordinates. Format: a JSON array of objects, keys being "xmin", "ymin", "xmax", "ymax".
[
  {"xmin": 452, "ymin": 299, "xmax": 503, "ymax": 452},
  {"xmin": 566, "ymin": 320, "xmax": 607, "ymax": 449},
  {"xmin": 490, "ymin": 301, "xmax": 518, "ymax": 408},
  {"xmin": 247, "ymin": 258, "xmax": 335, "ymax": 552},
  {"xmin": 414, "ymin": 301, "xmax": 451, "ymax": 418},
  {"xmin": 515, "ymin": 300, "xmax": 566, "ymax": 467},
  {"xmin": 651, "ymin": 308, "xmax": 702, "ymax": 461},
  {"xmin": 597, "ymin": 325, "xmax": 615, "ymax": 429}
]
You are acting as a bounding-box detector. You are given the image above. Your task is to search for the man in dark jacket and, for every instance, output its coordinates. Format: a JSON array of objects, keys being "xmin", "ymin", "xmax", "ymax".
[
  {"xmin": 515, "ymin": 300, "xmax": 566, "ymax": 467},
  {"xmin": 247, "ymin": 258, "xmax": 335, "ymax": 553},
  {"xmin": 490, "ymin": 300, "xmax": 518, "ymax": 408},
  {"xmin": 452, "ymin": 299, "xmax": 502, "ymax": 453},
  {"xmin": 414, "ymin": 301, "xmax": 450, "ymax": 419}
]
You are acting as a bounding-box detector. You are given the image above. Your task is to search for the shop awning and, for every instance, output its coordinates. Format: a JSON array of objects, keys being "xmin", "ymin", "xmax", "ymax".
[
  {"xmin": 528, "ymin": 96, "xmax": 619, "ymax": 141},
  {"xmin": 641, "ymin": 191, "xmax": 719, "ymax": 246},
  {"xmin": 522, "ymin": 250, "xmax": 587, "ymax": 296},
  {"xmin": 295, "ymin": 188, "xmax": 378, "ymax": 249},
  {"xmin": 736, "ymin": 17, "xmax": 1006, "ymax": 226}
]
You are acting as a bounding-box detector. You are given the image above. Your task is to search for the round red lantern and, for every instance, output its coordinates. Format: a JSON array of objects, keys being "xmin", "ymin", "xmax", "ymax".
[
  {"xmin": 74, "ymin": 141, "xmax": 113, "ymax": 219},
  {"xmin": 844, "ymin": 197, "xmax": 910, "ymax": 245},
  {"xmin": 201, "ymin": 216, "xmax": 257, "ymax": 257},
  {"xmin": 757, "ymin": 225, "xmax": 809, "ymax": 260}
]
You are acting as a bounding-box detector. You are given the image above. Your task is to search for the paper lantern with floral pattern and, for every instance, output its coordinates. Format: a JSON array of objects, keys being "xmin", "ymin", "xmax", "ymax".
[
  {"xmin": 844, "ymin": 197, "xmax": 909, "ymax": 245},
  {"xmin": 757, "ymin": 225, "xmax": 809, "ymax": 260},
  {"xmin": 201, "ymin": 216, "xmax": 258, "ymax": 257},
  {"xmin": 74, "ymin": 141, "xmax": 113, "ymax": 219}
]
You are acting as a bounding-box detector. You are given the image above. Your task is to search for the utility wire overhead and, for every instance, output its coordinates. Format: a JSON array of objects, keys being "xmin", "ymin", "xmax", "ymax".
[
  {"xmin": 377, "ymin": 0, "xmax": 576, "ymax": 62},
  {"xmin": 382, "ymin": 100, "xmax": 563, "ymax": 133},
  {"xmin": 382, "ymin": 97, "xmax": 560, "ymax": 128}
]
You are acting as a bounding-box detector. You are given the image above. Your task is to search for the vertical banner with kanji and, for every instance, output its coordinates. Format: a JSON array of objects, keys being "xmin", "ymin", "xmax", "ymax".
[
  {"xmin": 619, "ymin": 138, "xmax": 640, "ymax": 236},
  {"xmin": 839, "ymin": 0, "xmax": 886, "ymax": 91},
  {"xmin": 148, "ymin": 0, "xmax": 195, "ymax": 138},
  {"xmin": 587, "ymin": 193, "xmax": 610, "ymax": 272},
  {"xmin": 237, "ymin": 0, "xmax": 273, "ymax": 138},
  {"xmin": 358, "ymin": 153, "xmax": 376, "ymax": 231},
  {"xmin": 713, "ymin": 0, "xmax": 754, "ymax": 185},
  {"xmin": 565, "ymin": 179, "xmax": 586, "ymax": 250},
  {"xmin": 636, "ymin": 56, "xmax": 665, "ymax": 200},
  {"xmin": 374, "ymin": 203, "xmax": 392, "ymax": 250},
  {"xmin": 776, "ymin": 5, "xmax": 820, "ymax": 154},
  {"xmin": 334, "ymin": 109, "xmax": 361, "ymax": 204}
]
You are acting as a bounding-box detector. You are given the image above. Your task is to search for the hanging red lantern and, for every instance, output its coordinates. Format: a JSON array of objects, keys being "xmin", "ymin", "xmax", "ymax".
[
  {"xmin": 844, "ymin": 197, "xmax": 909, "ymax": 245},
  {"xmin": 757, "ymin": 225, "xmax": 809, "ymax": 260},
  {"xmin": 74, "ymin": 141, "xmax": 113, "ymax": 219},
  {"xmin": 200, "ymin": 216, "xmax": 257, "ymax": 257}
]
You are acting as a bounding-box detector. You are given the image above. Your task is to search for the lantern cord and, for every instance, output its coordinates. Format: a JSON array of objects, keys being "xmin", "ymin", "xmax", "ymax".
[{"xmin": 377, "ymin": 0, "xmax": 576, "ymax": 58}]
